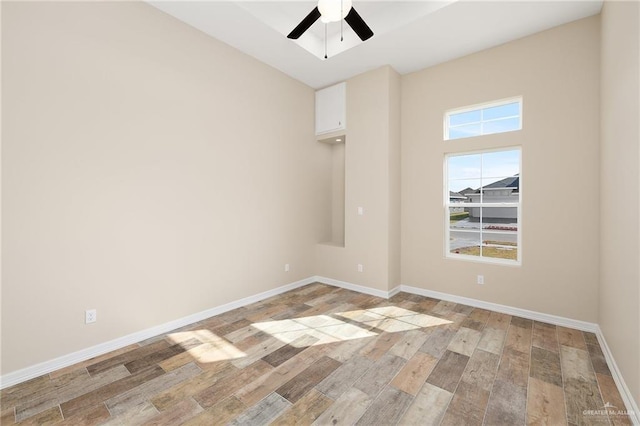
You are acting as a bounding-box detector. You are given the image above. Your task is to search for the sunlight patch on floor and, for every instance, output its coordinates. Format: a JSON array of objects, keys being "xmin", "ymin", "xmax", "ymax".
[
  {"xmin": 167, "ymin": 329, "xmax": 246, "ymax": 362},
  {"xmin": 337, "ymin": 306, "xmax": 452, "ymax": 332},
  {"xmin": 253, "ymin": 306, "xmax": 452, "ymax": 347},
  {"xmin": 163, "ymin": 306, "xmax": 452, "ymax": 362},
  {"xmin": 253, "ymin": 316, "xmax": 377, "ymax": 347}
]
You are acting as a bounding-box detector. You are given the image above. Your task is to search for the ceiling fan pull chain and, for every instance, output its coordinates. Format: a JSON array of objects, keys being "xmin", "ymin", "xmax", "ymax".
[
  {"xmin": 341, "ymin": 0, "xmax": 344, "ymax": 41},
  {"xmin": 286, "ymin": 1, "xmax": 373, "ymax": 43},
  {"xmin": 324, "ymin": 23, "xmax": 328, "ymax": 58}
]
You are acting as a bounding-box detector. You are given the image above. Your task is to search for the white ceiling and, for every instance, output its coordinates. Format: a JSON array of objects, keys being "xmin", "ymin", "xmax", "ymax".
[{"xmin": 148, "ymin": 1, "xmax": 603, "ymax": 89}]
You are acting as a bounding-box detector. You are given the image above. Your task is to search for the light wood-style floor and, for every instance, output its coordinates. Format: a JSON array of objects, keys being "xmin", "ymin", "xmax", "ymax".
[{"xmin": 1, "ymin": 283, "xmax": 633, "ymax": 425}]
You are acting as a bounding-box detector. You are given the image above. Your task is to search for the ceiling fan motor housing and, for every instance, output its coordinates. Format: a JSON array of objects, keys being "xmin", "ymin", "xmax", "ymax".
[
  {"xmin": 318, "ymin": 0, "xmax": 353, "ymax": 23},
  {"xmin": 287, "ymin": 0, "xmax": 372, "ymax": 42}
]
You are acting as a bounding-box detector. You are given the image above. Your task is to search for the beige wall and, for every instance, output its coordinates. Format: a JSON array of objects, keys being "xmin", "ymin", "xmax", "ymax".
[
  {"xmin": 387, "ymin": 69, "xmax": 402, "ymax": 290},
  {"xmin": 3, "ymin": 1, "xmax": 638, "ymax": 405},
  {"xmin": 0, "ymin": 0, "xmax": 4, "ymax": 378},
  {"xmin": 1, "ymin": 2, "xmax": 330, "ymax": 374},
  {"xmin": 401, "ymin": 16, "xmax": 601, "ymax": 322},
  {"xmin": 600, "ymin": 0, "xmax": 640, "ymax": 406},
  {"xmin": 316, "ymin": 66, "xmax": 401, "ymax": 292},
  {"xmin": 330, "ymin": 142, "xmax": 345, "ymax": 246}
]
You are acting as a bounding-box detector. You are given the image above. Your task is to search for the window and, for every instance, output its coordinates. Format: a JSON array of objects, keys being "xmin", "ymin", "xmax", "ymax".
[
  {"xmin": 445, "ymin": 148, "xmax": 521, "ymax": 265},
  {"xmin": 445, "ymin": 98, "xmax": 522, "ymax": 140}
]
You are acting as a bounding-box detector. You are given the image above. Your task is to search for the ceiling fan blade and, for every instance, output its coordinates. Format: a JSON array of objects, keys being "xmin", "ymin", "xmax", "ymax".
[
  {"xmin": 287, "ymin": 7, "xmax": 321, "ymax": 39},
  {"xmin": 344, "ymin": 7, "xmax": 373, "ymax": 41}
]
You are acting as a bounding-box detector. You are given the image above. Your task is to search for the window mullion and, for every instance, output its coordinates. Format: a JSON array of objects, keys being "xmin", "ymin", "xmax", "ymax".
[
  {"xmin": 444, "ymin": 97, "xmax": 522, "ymax": 141},
  {"xmin": 479, "ymin": 151, "xmax": 483, "ymax": 257}
]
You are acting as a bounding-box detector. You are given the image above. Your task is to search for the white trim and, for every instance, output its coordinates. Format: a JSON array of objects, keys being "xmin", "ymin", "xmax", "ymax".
[
  {"xmin": 450, "ymin": 229, "xmax": 518, "ymax": 235},
  {"xmin": 388, "ymin": 286, "xmax": 401, "ymax": 297},
  {"xmin": 450, "ymin": 202, "xmax": 520, "ymax": 208},
  {"xmin": 3, "ymin": 274, "xmax": 638, "ymax": 425},
  {"xmin": 400, "ymin": 284, "xmax": 639, "ymax": 423},
  {"xmin": 444, "ymin": 147, "xmax": 522, "ymax": 267},
  {"xmin": 444, "ymin": 96, "xmax": 523, "ymax": 141},
  {"xmin": 399, "ymin": 284, "xmax": 598, "ymax": 332},
  {"xmin": 594, "ymin": 327, "xmax": 640, "ymax": 425},
  {"xmin": 0, "ymin": 276, "xmax": 315, "ymax": 390},
  {"xmin": 312, "ymin": 275, "xmax": 391, "ymax": 299}
]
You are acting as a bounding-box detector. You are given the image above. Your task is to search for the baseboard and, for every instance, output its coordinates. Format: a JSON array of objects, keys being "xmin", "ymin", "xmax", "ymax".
[
  {"xmin": 313, "ymin": 275, "xmax": 393, "ymax": 299},
  {"xmin": 0, "ymin": 276, "xmax": 315, "ymax": 390},
  {"xmin": 389, "ymin": 286, "xmax": 402, "ymax": 297},
  {"xmin": 4, "ymin": 275, "xmax": 637, "ymax": 423},
  {"xmin": 400, "ymin": 284, "xmax": 599, "ymax": 332},
  {"xmin": 595, "ymin": 327, "xmax": 640, "ymax": 424},
  {"xmin": 401, "ymin": 283, "xmax": 638, "ymax": 423}
]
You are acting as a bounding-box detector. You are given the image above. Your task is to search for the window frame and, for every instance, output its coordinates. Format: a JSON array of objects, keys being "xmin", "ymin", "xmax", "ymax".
[
  {"xmin": 444, "ymin": 147, "xmax": 522, "ymax": 266},
  {"xmin": 444, "ymin": 97, "xmax": 523, "ymax": 141}
]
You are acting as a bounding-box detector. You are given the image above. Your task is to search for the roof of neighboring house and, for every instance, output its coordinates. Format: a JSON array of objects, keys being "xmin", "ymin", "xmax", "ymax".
[
  {"xmin": 460, "ymin": 187, "xmax": 477, "ymax": 195},
  {"xmin": 484, "ymin": 175, "xmax": 519, "ymax": 191},
  {"xmin": 454, "ymin": 175, "xmax": 520, "ymax": 198},
  {"xmin": 449, "ymin": 191, "xmax": 467, "ymax": 200}
]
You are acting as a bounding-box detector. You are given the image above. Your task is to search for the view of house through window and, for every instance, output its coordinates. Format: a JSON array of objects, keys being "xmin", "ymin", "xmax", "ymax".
[{"xmin": 446, "ymin": 148, "xmax": 521, "ymax": 264}]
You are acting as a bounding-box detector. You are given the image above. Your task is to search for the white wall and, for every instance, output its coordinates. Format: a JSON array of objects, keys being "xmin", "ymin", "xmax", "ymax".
[
  {"xmin": 599, "ymin": 0, "xmax": 640, "ymax": 407},
  {"xmin": 1, "ymin": 1, "xmax": 330, "ymax": 374},
  {"xmin": 401, "ymin": 16, "xmax": 601, "ymax": 322}
]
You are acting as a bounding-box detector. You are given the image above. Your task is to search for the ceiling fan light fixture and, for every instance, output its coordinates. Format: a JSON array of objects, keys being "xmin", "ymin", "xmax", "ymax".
[
  {"xmin": 318, "ymin": 0, "xmax": 353, "ymax": 23},
  {"xmin": 287, "ymin": 0, "xmax": 372, "ymax": 43}
]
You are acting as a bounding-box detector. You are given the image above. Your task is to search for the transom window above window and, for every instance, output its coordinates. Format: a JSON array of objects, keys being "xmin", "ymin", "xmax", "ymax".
[
  {"xmin": 445, "ymin": 98, "xmax": 522, "ymax": 140},
  {"xmin": 445, "ymin": 148, "xmax": 521, "ymax": 265}
]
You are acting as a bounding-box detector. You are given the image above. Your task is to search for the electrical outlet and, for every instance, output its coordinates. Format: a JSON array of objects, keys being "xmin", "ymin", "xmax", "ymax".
[
  {"xmin": 357, "ymin": 264, "xmax": 364, "ymax": 272},
  {"xmin": 85, "ymin": 309, "xmax": 97, "ymax": 324},
  {"xmin": 284, "ymin": 263, "xmax": 290, "ymax": 272},
  {"xmin": 357, "ymin": 207, "xmax": 364, "ymax": 216},
  {"xmin": 477, "ymin": 275, "xmax": 484, "ymax": 285}
]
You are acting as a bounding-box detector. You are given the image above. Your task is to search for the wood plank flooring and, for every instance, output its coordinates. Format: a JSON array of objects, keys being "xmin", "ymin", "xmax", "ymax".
[{"xmin": 1, "ymin": 283, "xmax": 634, "ymax": 425}]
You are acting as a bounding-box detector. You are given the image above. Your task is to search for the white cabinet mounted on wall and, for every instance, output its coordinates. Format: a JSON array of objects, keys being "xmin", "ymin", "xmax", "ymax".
[{"xmin": 316, "ymin": 82, "xmax": 346, "ymax": 135}]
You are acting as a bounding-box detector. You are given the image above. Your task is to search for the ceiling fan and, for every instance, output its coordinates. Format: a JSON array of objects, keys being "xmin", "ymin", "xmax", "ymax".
[{"xmin": 287, "ymin": 0, "xmax": 374, "ymax": 42}]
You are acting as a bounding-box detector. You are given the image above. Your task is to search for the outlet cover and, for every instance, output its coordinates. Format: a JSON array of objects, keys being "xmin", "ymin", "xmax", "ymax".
[
  {"xmin": 477, "ymin": 275, "xmax": 484, "ymax": 285},
  {"xmin": 85, "ymin": 309, "xmax": 97, "ymax": 324}
]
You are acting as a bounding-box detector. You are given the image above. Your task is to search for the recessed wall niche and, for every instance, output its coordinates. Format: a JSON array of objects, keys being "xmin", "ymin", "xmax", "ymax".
[{"xmin": 318, "ymin": 134, "xmax": 345, "ymax": 247}]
